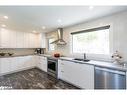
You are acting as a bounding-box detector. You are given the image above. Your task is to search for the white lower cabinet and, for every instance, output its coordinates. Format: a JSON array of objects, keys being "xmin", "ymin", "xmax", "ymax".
[
  {"xmin": 0, "ymin": 56, "xmax": 37, "ymax": 75},
  {"xmin": 58, "ymin": 59, "xmax": 94, "ymax": 89},
  {"xmin": 10, "ymin": 57, "xmax": 18, "ymax": 71},
  {"xmin": 16, "ymin": 56, "xmax": 35, "ymax": 70},
  {"xmin": 34, "ymin": 56, "xmax": 40, "ymax": 67},
  {"xmin": 0, "ymin": 55, "xmax": 48, "ymax": 75},
  {"xmin": 0, "ymin": 58, "xmax": 11, "ymax": 74},
  {"xmin": 37, "ymin": 56, "xmax": 47, "ymax": 72}
]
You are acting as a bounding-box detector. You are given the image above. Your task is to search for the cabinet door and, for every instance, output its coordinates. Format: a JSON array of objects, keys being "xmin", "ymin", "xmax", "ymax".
[
  {"xmin": 34, "ymin": 34, "xmax": 41, "ymax": 48},
  {"xmin": 36, "ymin": 56, "xmax": 41, "ymax": 68},
  {"xmin": 0, "ymin": 58, "xmax": 19, "ymax": 74},
  {"xmin": 58, "ymin": 60, "xmax": 79, "ymax": 84},
  {"xmin": 10, "ymin": 30, "xmax": 17, "ymax": 48},
  {"xmin": 0, "ymin": 58, "xmax": 11, "ymax": 74},
  {"xmin": 74, "ymin": 62, "xmax": 94, "ymax": 89},
  {"xmin": 16, "ymin": 56, "xmax": 33, "ymax": 69},
  {"xmin": 16, "ymin": 57, "xmax": 25, "ymax": 70},
  {"xmin": 24, "ymin": 56, "xmax": 33, "ymax": 68},
  {"xmin": 33, "ymin": 56, "xmax": 40, "ymax": 67},
  {"xmin": 10, "ymin": 57, "xmax": 19, "ymax": 72},
  {"xmin": 20, "ymin": 56, "xmax": 29, "ymax": 68},
  {"xmin": 0, "ymin": 29, "xmax": 17, "ymax": 48},
  {"xmin": 16, "ymin": 31, "xmax": 24, "ymax": 48},
  {"xmin": 24, "ymin": 32, "xmax": 30, "ymax": 48},
  {"xmin": 40, "ymin": 33, "xmax": 46, "ymax": 48},
  {"xmin": 30, "ymin": 56, "xmax": 36, "ymax": 67},
  {"xmin": 29, "ymin": 33, "xmax": 36, "ymax": 48},
  {"xmin": 58, "ymin": 60, "xmax": 94, "ymax": 89},
  {"xmin": 0, "ymin": 29, "xmax": 10, "ymax": 48},
  {"xmin": 37, "ymin": 33, "xmax": 41, "ymax": 48},
  {"xmin": 58, "ymin": 60, "xmax": 74, "ymax": 81},
  {"xmin": 39, "ymin": 56, "xmax": 47, "ymax": 72}
]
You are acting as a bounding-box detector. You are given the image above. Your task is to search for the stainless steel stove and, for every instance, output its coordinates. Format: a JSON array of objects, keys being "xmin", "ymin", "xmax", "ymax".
[{"xmin": 47, "ymin": 57, "xmax": 58, "ymax": 78}]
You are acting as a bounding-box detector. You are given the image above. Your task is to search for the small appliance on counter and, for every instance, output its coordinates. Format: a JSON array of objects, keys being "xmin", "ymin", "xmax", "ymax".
[
  {"xmin": 8, "ymin": 53, "xmax": 14, "ymax": 56},
  {"xmin": 0, "ymin": 52, "xmax": 6, "ymax": 56},
  {"xmin": 0, "ymin": 52, "xmax": 14, "ymax": 56},
  {"xmin": 54, "ymin": 53, "xmax": 60, "ymax": 58},
  {"xmin": 34, "ymin": 48, "xmax": 44, "ymax": 54}
]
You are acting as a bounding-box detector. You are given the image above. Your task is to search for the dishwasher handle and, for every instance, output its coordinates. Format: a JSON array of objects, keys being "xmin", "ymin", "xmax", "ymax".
[{"xmin": 95, "ymin": 67, "xmax": 126, "ymax": 75}]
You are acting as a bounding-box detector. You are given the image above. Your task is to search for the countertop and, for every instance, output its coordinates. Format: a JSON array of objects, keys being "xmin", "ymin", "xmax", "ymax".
[
  {"xmin": 38, "ymin": 54, "xmax": 127, "ymax": 71},
  {"xmin": 0, "ymin": 54, "xmax": 52, "ymax": 58},
  {"xmin": 0, "ymin": 54, "xmax": 36, "ymax": 58},
  {"xmin": 35, "ymin": 54, "xmax": 127, "ymax": 71},
  {"xmin": 1, "ymin": 54, "xmax": 127, "ymax": 71},
  {"xmin": 60, "ymin": 57, "xmax": 127, "ymax": 72}
]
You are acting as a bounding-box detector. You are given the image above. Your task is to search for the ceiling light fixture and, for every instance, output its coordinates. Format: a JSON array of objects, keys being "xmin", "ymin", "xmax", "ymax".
[
  {"xmin": 89, "ymin": 6, "xmax": 94, "ymax": 10},
  {"xmin": 1, "ymin": 24, "xmax": 6, "ymax": 27},
  {"xmin": 3, "ymin": 16, "xmax": 8, "ymax": 19},
  {"xmin": 42, "ymin": 26, "xmax": 46, "ymax": 29}
]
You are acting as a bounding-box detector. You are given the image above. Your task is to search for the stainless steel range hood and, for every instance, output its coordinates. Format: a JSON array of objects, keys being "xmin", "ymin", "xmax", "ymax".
[{"xmin": 50, "ymin": 28, "xmax": 66, "ymax": 45}]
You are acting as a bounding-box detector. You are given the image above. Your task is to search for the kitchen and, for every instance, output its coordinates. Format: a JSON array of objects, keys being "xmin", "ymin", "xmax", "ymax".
[{"xmin": 0, "ymin": 6, "xmax": 127, "ymax": 89}]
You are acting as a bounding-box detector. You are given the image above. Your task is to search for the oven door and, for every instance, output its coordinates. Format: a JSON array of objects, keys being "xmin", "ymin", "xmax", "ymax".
[{"xmin": 47, "ymin": 59, "xmax": 57, "ymax": 75}]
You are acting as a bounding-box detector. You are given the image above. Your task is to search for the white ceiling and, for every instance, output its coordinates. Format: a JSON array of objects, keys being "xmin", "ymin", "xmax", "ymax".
[{"xmin": 0, "ymin": 6, "xmax": 127, "ymax": 33}]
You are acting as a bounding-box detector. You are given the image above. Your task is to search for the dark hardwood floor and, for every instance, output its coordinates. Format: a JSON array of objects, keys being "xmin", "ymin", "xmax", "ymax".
[{"xmin": 0, "ymin": 68, "xmax": 79, "ymax": 89}]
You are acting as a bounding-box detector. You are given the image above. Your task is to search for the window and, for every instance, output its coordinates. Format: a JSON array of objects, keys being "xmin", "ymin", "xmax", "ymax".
[
  {"xmin": 72, "ymin": 26, "xmax": 110, "ymax": 54},
  {"xmin": 48, "ymin": 38, "xmax": 55, "ymax": 51}
]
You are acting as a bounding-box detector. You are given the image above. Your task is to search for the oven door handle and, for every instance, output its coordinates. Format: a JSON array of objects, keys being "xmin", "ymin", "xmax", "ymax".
[{"xmin": 48, "ymin": 59, "xmax": 57, "ymax": 63}]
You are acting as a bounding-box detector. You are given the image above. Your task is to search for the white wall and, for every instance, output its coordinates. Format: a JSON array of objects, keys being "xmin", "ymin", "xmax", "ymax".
[{"xmin": 46, "ymin": 11, "xmax": 127, "ymax": 62}]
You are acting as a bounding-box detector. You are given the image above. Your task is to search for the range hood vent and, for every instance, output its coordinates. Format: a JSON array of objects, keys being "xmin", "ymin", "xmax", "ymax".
[{"xmin": 50, "ymin": 28, "xmax": 67, "ymax": 45}]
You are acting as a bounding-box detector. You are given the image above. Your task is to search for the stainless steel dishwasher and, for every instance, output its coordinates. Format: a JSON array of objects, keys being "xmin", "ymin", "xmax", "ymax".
[{"xmin": 95, "ymin": 66, "xmax": 126, "ymax": 89}]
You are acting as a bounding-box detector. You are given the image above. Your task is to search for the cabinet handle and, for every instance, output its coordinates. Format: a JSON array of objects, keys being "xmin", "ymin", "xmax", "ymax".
[{"xmin": 61, "ymin": 71, "xmax": 64, "ymax": 73}]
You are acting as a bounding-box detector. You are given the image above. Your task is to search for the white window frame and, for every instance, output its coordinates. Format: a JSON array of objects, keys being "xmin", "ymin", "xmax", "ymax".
[{"xmin": 71, "ymin": 25, "xmax": 111, "ymax": 55}]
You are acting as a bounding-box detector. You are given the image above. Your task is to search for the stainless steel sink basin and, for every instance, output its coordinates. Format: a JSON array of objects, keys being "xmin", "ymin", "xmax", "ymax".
[{"xmin": 73, "ymin": 58, "xmax": 90, "ymax": 62}]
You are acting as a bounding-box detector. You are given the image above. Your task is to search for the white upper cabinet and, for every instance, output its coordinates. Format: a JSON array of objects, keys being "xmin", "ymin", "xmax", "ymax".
[
  {"xmin": 0, "ymin": 29, "xmax": 46, "ymax": 48},
  {"xmin": 34, "ymin": 33, "xmax": 42, "ymax": 48},
  {"xmin": 40, "ymin": 33, "xmax": 46, "ymax": 48},
  {"xmin": 29, "ymin": 33, "xmax": 35, "ymax": 48},
  {"xmin": 10, "ymin": 30, "xmax": 17, "ymax": 48},
  {"xmin": 24, "ymin": 32, "xmax": 30, "ymax": 48},
  {"xmin": 0, "ymin": 29, "xmax": 11, "ymax": 48},
  {"xmin": 16, "ymin": 31, "xmax": 25, "ymax": 48}
]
